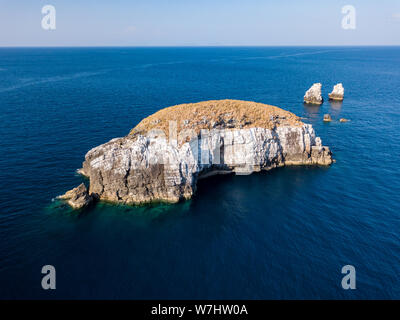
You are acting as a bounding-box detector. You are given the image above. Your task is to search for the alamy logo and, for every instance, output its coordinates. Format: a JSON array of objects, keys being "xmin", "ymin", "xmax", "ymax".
[
  {"xmin": 341, "ymin": 265, "xmax": 356, "ymax": 290},
  {"xmin": 41, "ymin": 265, "xmax": 56, "ymax": 290},
  {"xmin": 41, "ymin": 5, "xmax": 56, "ymax": 30},
  {"xmin": 341, "ymin": 5, "xmax": 356, "ymax": 30}
]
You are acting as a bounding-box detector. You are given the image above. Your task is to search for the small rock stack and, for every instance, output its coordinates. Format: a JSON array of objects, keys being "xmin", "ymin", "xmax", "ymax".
[
  {"xmin": 304, "ymin": 83, "xmax": 323, "ymax": 105},
  {"xmin": 329, "ymin": 83, "xmax": 344, "ymax": 101}
]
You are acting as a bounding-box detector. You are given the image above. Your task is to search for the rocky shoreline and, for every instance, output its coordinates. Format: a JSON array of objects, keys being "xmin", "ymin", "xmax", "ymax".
[
  {"xmin": 61, "ymin": 100, "xmax": 333, "ymax": 208},
  {"xmin": 304, "ymin": 83, "xmax": 323, "ymax": 105}
]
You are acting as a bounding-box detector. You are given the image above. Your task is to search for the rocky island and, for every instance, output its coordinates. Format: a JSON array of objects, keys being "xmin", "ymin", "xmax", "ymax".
[{"xmin": 62, "ymin": 100, "xmax": 333, "ymax": 208}]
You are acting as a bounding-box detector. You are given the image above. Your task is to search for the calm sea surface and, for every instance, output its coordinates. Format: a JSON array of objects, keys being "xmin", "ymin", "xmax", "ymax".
[{"xmin": 0, "ymin": 47, "xmax": 399, "ymax": 299}]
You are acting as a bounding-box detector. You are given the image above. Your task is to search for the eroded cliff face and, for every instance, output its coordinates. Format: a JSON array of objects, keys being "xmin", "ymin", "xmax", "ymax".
[{"xmin": 79, "ymin": 117, "xmax": 332, "ymax": 205}]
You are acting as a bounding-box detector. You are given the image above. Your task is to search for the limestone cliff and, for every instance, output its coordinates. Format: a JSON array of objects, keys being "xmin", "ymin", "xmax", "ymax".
[{"xmin": 72, "ymin": 100, "xmax": 332, "ymax": 205}]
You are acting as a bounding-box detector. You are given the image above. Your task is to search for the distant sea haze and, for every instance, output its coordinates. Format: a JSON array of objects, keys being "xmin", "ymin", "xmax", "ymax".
[{"xmin": 0, "ymin": 47, "xmax": 399, "ymax": 299}]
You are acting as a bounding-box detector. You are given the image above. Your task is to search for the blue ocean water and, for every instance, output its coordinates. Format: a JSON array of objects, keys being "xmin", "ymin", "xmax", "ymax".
[{"xmin": 0, "ymin": 47, "xmax": 399, "ymax": 299}]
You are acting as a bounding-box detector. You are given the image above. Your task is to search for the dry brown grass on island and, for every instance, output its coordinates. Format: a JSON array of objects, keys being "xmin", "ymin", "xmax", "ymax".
[{"xmin": 130, "ymin": 99, "xmax": 303, "ymax": 137}]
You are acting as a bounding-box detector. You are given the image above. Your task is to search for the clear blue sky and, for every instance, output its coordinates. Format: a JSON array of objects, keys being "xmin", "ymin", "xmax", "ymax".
[{"xmin": 1, "ymin": 0, "xmax": 400, "ymax": 46}]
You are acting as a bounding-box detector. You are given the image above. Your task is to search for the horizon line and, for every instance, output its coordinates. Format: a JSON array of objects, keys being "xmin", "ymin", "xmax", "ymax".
[{"xmin": 1, "ymin": 44, "xmax": 400, "ymax": 48}]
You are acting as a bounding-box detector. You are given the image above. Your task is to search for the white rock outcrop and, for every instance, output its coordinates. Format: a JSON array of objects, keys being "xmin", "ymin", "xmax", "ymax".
[
  {"xmin": 329, "ymin": 83, "xmax": 344, "ymax": 101},
  {"xmin": 304, "ymin": 83, "xmax": 323, "ymax": 105}
]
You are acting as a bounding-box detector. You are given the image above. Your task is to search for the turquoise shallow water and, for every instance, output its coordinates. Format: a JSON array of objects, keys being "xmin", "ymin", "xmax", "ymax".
[{"xmin": 0, "ymin": 47, "xmax": 399, "ymax": 299}]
